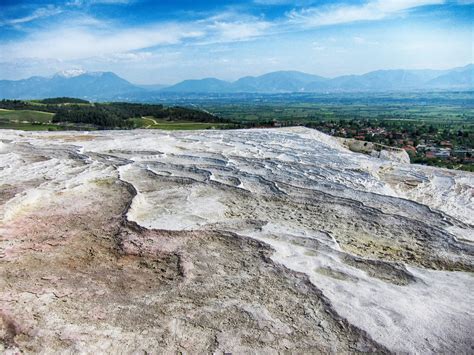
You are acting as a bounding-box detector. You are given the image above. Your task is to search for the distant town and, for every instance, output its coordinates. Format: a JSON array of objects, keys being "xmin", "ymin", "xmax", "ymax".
[{"xmin": 304, "ymin": 119, "xmax": 473, "ymax": 171}]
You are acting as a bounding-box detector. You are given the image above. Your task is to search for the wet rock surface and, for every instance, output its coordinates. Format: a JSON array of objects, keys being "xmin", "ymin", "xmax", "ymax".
[{"xmin": 0, "ymin": 128, "xmax": 473, "ymax": 353}]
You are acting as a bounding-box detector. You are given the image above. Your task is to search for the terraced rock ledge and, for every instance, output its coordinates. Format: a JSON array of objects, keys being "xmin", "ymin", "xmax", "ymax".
[{"xmin": 0, "ymin": 128, "xmax": 473, "ymax": 353}]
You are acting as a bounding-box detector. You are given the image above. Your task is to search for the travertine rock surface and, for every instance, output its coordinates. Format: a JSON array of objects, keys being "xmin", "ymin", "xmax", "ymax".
[{"xmin": 0, "ymin": 128, "xmax": 472, "ymax": 353}]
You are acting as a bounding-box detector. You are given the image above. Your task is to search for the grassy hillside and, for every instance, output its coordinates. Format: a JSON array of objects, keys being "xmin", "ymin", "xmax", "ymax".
[
  {"xmin": 0, "ymin": 109, "xmax": 54, "ymax": 123},
  {"xmin": 0, "ymin": 99, "xmax": 231, "ymax": 130}
]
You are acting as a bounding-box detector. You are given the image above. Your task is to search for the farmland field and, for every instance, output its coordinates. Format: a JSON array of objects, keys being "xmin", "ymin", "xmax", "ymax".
[{"xmin": 0, "ymin": 109, "xmax": 54, "ymax": 123}]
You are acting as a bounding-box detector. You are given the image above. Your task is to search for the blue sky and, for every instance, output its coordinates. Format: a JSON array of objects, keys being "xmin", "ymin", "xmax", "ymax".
[{"xmin": 0, "ymin": 0, "xmax": 472, "ymax": 84}]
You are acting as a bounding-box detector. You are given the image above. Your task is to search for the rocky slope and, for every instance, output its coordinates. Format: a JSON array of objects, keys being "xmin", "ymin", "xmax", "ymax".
[{"xmin": 0, "ymin": 128, "xmax": 472, "ymax": 353}]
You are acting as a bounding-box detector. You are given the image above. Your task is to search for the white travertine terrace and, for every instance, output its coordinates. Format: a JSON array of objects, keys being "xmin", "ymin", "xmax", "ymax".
[{"xmin": 0, "ymin": 127, "xmax": 473, "ymax": 353}]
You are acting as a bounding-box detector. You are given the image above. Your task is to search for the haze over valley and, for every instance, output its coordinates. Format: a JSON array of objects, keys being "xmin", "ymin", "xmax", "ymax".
[{"xmin": 1, "ymin": 64, "xmax": 473, "ymax": 100}]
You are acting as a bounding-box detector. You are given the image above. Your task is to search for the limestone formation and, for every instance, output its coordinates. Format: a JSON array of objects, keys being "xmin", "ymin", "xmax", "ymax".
[{"xmin": 0, "ymin": 128, "xmax": 472, "ymax": 353}]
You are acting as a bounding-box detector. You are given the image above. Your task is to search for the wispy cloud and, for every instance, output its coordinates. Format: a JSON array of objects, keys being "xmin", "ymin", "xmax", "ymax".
[
  {"xmin": 0, "ymin": 21, "xmax": 204, "ymax": 61},
  {"xmin": 96, "ymin": 51, "xmax": 154, "ymax": 63},
  {"xmin": 206, "ymin": 20, "xmax": 272, "ymax": 42},
  {"xmin": 0, "ymin": 9, "xmax": 274, "ymax": 62},
  {"xmin": 0, "ymin": 1, "xmax": 133, "ymax": 28},
  {"xmin": 253, "ymin": 0, "xmax": 317, "ymax": 5},
  {"xmin": 0, "ymin": 5, "xmax": 63, "ymax": 26},
  {"xmin": 253, "ymin": 0, "xmax": 295, "ymax": 4},
  {"xmin": 67, "ymin": 0, "xmax": 134, "ymax": 5},
  {"xmin": 287, "ymin": 0, "xmax": 445, "ymax": 27},
  {"xmin": 199, "ymin": 12, "xmax": 273, "ymax": 44}
]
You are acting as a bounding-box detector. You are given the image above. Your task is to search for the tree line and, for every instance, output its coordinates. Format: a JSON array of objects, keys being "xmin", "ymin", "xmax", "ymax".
[
  {"xmin": 35, "ymin": 97, "xmax": 90, "ymax": 104},
  {"xmin": 0, "ymin": 99, "xmax": 228, "ymax": 128}
]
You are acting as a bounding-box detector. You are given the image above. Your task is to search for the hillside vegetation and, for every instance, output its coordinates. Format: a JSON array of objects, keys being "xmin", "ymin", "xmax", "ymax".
[
  {"xmin": 0, "ymin": 109, "xmax": 54, "ymax": 123},
  {"xmin": 34, "ymin": 97, "xmax": 90, "ymax": 104},
  {"xmin": 0, "ymin": 99, "xmax": 230, "ymax": 130}
]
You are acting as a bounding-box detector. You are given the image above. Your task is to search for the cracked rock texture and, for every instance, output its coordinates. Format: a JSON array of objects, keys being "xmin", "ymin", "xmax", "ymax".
[{"xmin": 0, "ymin": 128, "xmax": 472, "ymax": 354}]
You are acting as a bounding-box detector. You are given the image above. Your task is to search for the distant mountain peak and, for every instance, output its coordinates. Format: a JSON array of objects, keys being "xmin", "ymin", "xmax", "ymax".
[{"xmin": 1, "ymin": 70, "xmax": 139, "ymax": 100}]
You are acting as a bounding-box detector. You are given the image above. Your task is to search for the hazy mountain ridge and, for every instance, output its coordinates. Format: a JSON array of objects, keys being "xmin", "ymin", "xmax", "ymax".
[
  {"xmin": 426, "ymin": 64, "xmax": 474, "ymax": 88},
  {"xmin": 163, "ymin": 78, "xmax": 234, "ymax": 93},
  {"xmin": 0, "ymin": 71, "xmax": 140, "ymax": 100},
  {"xmin": 163, "ymin": 65, "xmax": 473, "ymax": 93},
  {"xmin": 0, "ymin": 65, "xmax": 472, "ymax": 100},
  {"xmin": 231, "ymin": 71, "xmax": 328, "ymax": 93}
]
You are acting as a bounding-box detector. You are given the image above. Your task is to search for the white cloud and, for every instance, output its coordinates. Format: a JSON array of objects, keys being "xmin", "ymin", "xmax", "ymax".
[
  {"xmin": 0, "ymin": 5, "xmax": 63, "ymax": 26},
  {"xmin": 287, "ymin": 0, "xmax": 445, "ymax": 27},
  {"xmin": 254, "ymin": 0, "xmax": 294, "ymax": 4},
  {"xmin": 253, "ymin": 0, "xmax": 317, "ymax": 5},
  {"xmin": 0, "ymin": 23, "xmax": 204, "ymax": 61},
  {"xmin": 0, "ymin": 0, "xmax": 129, "ymax": 28},
  {"xmin": 195, "ymin": 10, "xmax": 273, "ymax": 43},
  {"xmin": 67, "ymin": 0, "xmax": 133, "ymax": 5},
  {"xmin": 0, "ymin": 9, "xmax": 275, "ymax": 62},
  {"xmin": 205, "ymin": 20, "xmax": 272, "ymax": 42},
  {"xmin": 98, "ymin": 51, "xmax": 154, "ymax": 63}
]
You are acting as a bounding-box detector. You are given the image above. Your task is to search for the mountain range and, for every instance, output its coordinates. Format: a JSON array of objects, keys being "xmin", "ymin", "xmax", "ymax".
[{"xmin": 0, "ymin": 64, "xmax": 472, "ymax": 100}]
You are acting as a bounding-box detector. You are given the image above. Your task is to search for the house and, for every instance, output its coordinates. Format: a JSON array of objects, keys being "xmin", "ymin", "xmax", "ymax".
[
  {"xmin": 435, "ymin": 148, "xmax": 451, "ymax": 159},
  {"xmin": 440, "ymin": 141, "xmax": 453, "ymax": 148}
]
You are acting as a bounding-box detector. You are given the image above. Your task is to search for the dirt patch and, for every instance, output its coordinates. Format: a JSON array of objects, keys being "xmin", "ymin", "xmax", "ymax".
[{"xmin": 0, "ymin": 175, "xmax": 386, "ymax": 353}]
